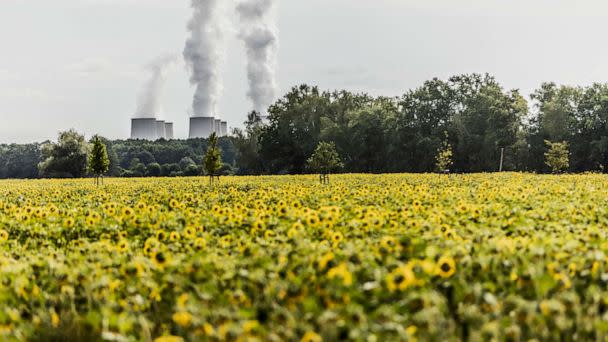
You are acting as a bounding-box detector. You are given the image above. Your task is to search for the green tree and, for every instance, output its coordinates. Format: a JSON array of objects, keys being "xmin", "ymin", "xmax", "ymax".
[
  {"xmin": 544, "ymin": 140, "xmax": 569, "ymax": 173},
  {"xmin": 232, "ymin": 110, "xmax": 265, "ymax": 174},
  {"xmin": 88, "ymin": 135, "xmax": 110, "ymax": 185},
  {"xmin": 203, "ymin": 133, "xmax": 222, "ymax": 186},
  {"xmin": 307, "ymin": 141, "xmax": 343, "ymax": 184},
  {"xmin": 146, "ymin": 162, "xmax": 161, "ymax": 177},
  {"xmin": 435, "ymin": 133, "xmax": 453, "ymax": 172},
  {"xmin": 38, "ymin": 129, "xmax": 89, "ymax": 178}
]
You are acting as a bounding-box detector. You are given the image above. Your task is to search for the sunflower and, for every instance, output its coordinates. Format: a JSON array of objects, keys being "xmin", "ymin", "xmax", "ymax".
[
  {"xmin": 151, "ymin": 251, "xmax": 171, "ymax": 268},
  {"xmin": 156, "ymin": 230, "xmax": 168, "ymax": 242},
  {"xmin": 264, "ymin": 230, "xmax": 276, "ymax": 239},
  {"xmin": 0, "ymin": 230, "xmax": 8, "ymax": 242},
  {"xmin": 553, "ymin": 272, "xmax": 572, "ymax": 289},
  {"xmin": 386, "ymin": 264, "xmax": 420, "ymax": 292},
  {"xmin": 251, "ymin": 220, "xmax": 266, "ymax": 232},
  {"xmin": 169, "ymin": 199, "xmax": 180, "ymax": 209},
  {"xmin": 318, "ymin": 252, "xmax": 335, "ymax": 271},
  {"xmin": 436, "ymin": 256, "xmax": 456, "ymax": 278},
  {"xmin": 380, "ymin": 236, "xmax": 397, "ymax": 252},
  {"xmin": 121, "ymin": 207, "xmax": 134, "ymax": 218},
  {"xmin": 172, "ymin": 311, "xmax": 192, "ymax": 327},
  {"xmin": 183, "ymin": 226, "xmax": 196, "ymax": 239},
  {"xmin": 154, "ymin": 336, "xmax": 183, "ymax": 342},
  {"xmin": 330, "ymin": 231, "xmax": 344, "ymax": 246},
  {"xmin": 220, "ymin": 235, "xmax": 233, "ymax": 248},
  {"xmin": 242, "ymin": 320, "xmax": 259, "ymax": 333},
  {"xmin": 306, "ymin": 215, "xmax": 319, "ymax": 227},
  {"xmin": 169, "ymin": 232, "xmax": 181, "ymax": 242},
  {"xmin": 116, "ymin": 239, "xmax": 129, "ymax": 253},
  {"xmin": 327, "ymin": 262, "xmax": 353, "ymax": 286},
  {"xmin": 193, "ymin": 237, "xmax": 207, "ymax": 251},
  {"xmin": 300, "ymin": 331, "xmax": 322, "ymax": 342}
]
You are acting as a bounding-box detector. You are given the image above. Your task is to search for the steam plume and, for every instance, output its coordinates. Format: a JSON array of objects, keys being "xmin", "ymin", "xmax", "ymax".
[
  {"xmin": 184, "ymin": 0, "xmax": 228, "ymax": 118},
  {"xmin": 236, "ymin": 0, "xmax": 279, "ymax": 116},
  {"xmin": 134, "ymin": 54, "xmax": 177, "ymax": 119}
]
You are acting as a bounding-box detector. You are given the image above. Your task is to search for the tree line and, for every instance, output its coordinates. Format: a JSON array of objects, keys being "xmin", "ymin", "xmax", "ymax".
[
  {"xmin": 0, "ymin": 131, "xmax": 237, "ymax": 179},
  {"xmin": 1, "ymin": 73, "xmax": 607, "ymax": 179},
  {"xmin": 234, "ymin": 74, "xmax": 608, "ymax": 174}
]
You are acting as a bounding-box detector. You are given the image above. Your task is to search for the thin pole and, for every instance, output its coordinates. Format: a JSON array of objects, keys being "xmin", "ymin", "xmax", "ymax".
[{"xmin": 499, "ymin": 148, "xmax": 504, "ymax": 172}]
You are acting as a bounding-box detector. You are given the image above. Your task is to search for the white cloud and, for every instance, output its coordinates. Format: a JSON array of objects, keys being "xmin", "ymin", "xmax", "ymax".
[
  {"xmin": 0, "ymin": 87, "xmax": 67, "ymax": 103},
  {"xmin": 64, "ymin": 58, "xmax": 138, "ymax": 80},
  {"xmin": 65, "ymin": 58, "xmax": 112, "ymax": 77}
]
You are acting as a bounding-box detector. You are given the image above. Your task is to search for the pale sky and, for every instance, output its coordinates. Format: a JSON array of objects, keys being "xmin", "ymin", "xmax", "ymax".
[{"xmin": 2, "ymin": 0, "xmax": 608, "ymax": 143}]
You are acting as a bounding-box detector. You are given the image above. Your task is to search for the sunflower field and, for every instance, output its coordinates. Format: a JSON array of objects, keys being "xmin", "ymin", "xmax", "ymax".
[{"xmin": 1, "ymin": 174, "xmax": 608, "ymax": 341}]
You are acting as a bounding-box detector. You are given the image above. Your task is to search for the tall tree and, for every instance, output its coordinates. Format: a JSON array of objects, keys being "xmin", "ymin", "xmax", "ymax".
[
  {"xmin": 88, "ymin": 135, "xmax": 110, "ymax": 185},
  {"xmin": 260, "ymin": 85, "xmax": 330, "ymax": 173},
  {"xmin": 203, "ymin": 133, "xmax": 222, "ymax": 186},
  {"xmin": 232, "ymin": 110, "xmax": 265, "ymax": 174},
  {"xmin": 38, "ymin": 129, "xmax": 89, "ymax": 178}
]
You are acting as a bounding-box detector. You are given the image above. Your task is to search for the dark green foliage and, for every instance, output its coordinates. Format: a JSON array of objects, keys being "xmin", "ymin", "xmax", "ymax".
[
  {"xmin": 88, "ymin": 135, "xmax": 110, "ymax": 185},
  {"xmin": 146, "ymin": 162, "xmax": 161, "ymax": 177},
  {"xmin": 0, "ymin": 143, "xmax": 41, "ymax": 178},
  {"xmin": 232, "ymin": 111, "xmax": 265, "ymax": 174},
  {"xmin": 203, "ymin": 133, "xmax": 223, "ymax": 185},
  {"xmin": 183, "ymin": 164, "xmax": 201, "ymax": 177},
  {"xmin": 38, "ymin": 129, "xmax": 89, "ymax": 178}
]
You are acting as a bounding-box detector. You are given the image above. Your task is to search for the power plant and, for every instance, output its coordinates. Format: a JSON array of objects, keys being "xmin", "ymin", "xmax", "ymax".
[
  {"xmin": 131, "ymin": 116, "xmax": 228, "ymax": 140},
  {"xmin": 130, "ymin": 0, "xmax": 278, "ymax": 141},
  {"xmin": 131, "ymin": 118, "xmax": 176, "ymax": 140}
]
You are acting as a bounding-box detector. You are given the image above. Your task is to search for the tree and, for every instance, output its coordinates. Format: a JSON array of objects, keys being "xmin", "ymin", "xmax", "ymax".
[
  {"xmin": 307, "ymin": 141, "xmax": 343, "ymax": 184},
  {"xmin": 88, "ymin": 135, "xmax": 110, "ymax": 185},
  {"xmin": 146, "ymin": 162, "xmax": 161, "ymax": 177},
  {"xmin": 232, "ymin": 111, "xmax": 265, "ymax": 174},
  {"xmin": 544, "ymin": 140, "xmax": 569, "ymax": 173},
  {"xmin": 38, "ymin": 129, "xmax": 89, "ymax": 178},
  {"xmin": 203, "ymin": 133, "xmax": 222, "ymax": 186},
  {"xmin": 435, "ymin": 132, "xmax": 453, "ymax": 173}
]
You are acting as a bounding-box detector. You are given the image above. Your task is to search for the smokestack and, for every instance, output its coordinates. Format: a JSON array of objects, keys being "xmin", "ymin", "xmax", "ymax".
[
  {"xmin": 155, "ymin": 120, "xmax": 166, "ymax": 140},
  {"xmin": 164, "ymin": 122, "xmax": 174, "ymax": 139},
  {"xmin": 189, "ymin": 117, "xmax": 216, "ymax": 138},
  {"xmin": 131, "ymin": 118, "xmax": 158, "ymax": 140},
  {"xmin": 221, "ymin": 121, "xmax": 228, "ymax": 137},
  {"xmin": 214, "ymin": 119, "xmax": 222, "ymax": 135},
  {"xmin": 184, "ymin": 0, "xmax": 228, "ymax": 118},
  {"xmin": 134, "ymin": 54, "xmax": 177, "ymax": 119},
  {"xmin": 236, "ymin": 0, "xmax": 279, "ymax": 118}
]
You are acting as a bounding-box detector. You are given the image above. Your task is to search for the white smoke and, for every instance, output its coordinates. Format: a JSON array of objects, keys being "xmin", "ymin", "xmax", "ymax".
[
  {"xmin": 184, "ymin": 0, "xmax": 228, "ymax": 118},
  {"xmin": 134, "ymin": 54, "xmax": 177, "ymax": 119},
  {"xmin": 236, "ymin": 0, "xmax": 279, "ymax": 116}
]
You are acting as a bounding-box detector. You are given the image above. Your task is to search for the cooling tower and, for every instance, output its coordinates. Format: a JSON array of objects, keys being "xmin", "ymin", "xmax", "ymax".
[
  {"xmin": 155, "ymin": 120, "xmax": 166, "ymax": 139},
  {"xmin": 131, "ymin": 118, "xmax": 158, "ymax": 140},
  {"xmin": 214, "ymin": 119, "xmax": 222, "ymax": 136},
  {"xmin": 164, "ymin": 122, "xmax": 174, "ymax": 140},
  {"xmin": 189, "ymin": 116, "xmax": 216, "ymax": 138},
  {"xmin": 220, "ymin": 121, "xmax": 228, "ymax": 137}
]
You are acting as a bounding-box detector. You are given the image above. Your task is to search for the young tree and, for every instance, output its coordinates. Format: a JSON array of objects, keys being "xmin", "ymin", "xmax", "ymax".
[
  {"xmin": 544, "ymin": 140, "xmax": 569, "ymax": 173},
  {"xmin": 435, "ymin": 133, "xmax": 453, "ymax": 173},
  {"xmin": 307, "ymin": 141, "xmax": 343, "ymax": 184},
  {"xmin": 203, "ymin": 133, "xmax": 223, "ymax": 186},
  {"xmin": 88, "ymin": 135, "xmax": 110, "ymax": 185}
]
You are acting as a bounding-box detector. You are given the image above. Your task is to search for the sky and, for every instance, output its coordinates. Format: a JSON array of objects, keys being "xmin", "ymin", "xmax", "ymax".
[{"xmin": 2, "ymin": 0, "xmax": 608, "ymax": 143}]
